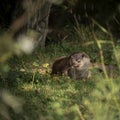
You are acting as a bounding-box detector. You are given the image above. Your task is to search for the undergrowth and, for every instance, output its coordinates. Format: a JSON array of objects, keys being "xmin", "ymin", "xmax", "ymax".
[{"xmin": 0, "ymin": 25, "xmax": 120, "ymax": 120}]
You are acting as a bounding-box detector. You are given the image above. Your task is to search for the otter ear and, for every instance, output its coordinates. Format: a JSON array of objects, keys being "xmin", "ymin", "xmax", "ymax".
[
  {"xmin": 70, "ymin": 56, "xmax": 74, "ymax": 59},
  {"xmin": 82, "ymin": 53, "xmax": 85, "ymax": 58},
  {"xmin": 82, "ymin": 52, "xmax": 88, "ymax": 58}
]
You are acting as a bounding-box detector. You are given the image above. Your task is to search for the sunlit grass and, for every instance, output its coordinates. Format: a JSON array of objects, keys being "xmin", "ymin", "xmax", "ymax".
[{"xmin": 0, "ymin": 24, "xmax": 120, "ymax": 120}]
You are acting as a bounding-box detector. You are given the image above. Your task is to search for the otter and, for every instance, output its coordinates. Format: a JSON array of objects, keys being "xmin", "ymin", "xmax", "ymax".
[
  {"xmin": 67, "ymin": 52, "xmax": 91, "ymax": 80},
  {"xmin": 51, "ymin": 52, "xmax": 118, "ymax": 80},
  {"xmin": 51, "ymin": 52, "xmax": 91, "ymax": 79},
  {"xmin": 51, "ymin": 56, "xmax": 71, "ymax": 75}
]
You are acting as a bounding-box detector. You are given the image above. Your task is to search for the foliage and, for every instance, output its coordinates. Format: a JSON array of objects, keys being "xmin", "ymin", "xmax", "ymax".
[
  {"xmin": 84, "ymin": 78, "xmax": 120, "ymax": 120},
  {"xmin": 0, "ymin": 22, "xmax": 120, "ymax": 120}
]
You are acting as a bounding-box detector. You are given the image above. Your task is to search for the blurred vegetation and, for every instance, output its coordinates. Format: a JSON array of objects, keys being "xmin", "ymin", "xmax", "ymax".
[{"xmin": 0, "ymin": 0, "xmax": 120, "ymax": 120}]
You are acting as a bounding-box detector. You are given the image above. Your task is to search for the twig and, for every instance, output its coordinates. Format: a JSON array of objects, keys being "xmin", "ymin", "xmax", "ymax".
[
  {"xmin": 32, "ymin": 72, "xmax": 36, "ymax": 87},
  {"xmin": 92, "ymin": 31, "xmax": 109, "ymax": 79},
  {"xmin": 76, "ymin": 104, "xmax": 85, "ymax": 120}
]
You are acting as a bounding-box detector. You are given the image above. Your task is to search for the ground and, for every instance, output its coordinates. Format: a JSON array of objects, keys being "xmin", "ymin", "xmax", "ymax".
[{"xmin": 0, "ymin": 26, "xmax": 120, "ymax": 120}]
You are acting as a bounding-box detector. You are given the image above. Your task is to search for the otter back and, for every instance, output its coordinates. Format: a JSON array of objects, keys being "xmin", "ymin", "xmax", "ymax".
[
  {"xmin": 51, "ymin": 52, "xmax": 91, "ymax": 79},
  {"xmin": 51, "ymin": 56, "xmax": 71, "ymax": 75}
]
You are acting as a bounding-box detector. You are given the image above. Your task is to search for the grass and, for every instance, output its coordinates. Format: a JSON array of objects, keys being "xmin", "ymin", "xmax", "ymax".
[{"xmin": 0, "ymin": 25, "xmax": 120, "ymax": 120}]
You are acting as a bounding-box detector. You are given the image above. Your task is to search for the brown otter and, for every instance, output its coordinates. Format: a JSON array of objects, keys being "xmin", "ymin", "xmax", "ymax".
[
  {"xmin": 51, "ymin": 52, "xmax": 118, "ymax": 79},
  {"xmin": 51, "ymin": 52, "xmax": 91, "ymax": 79},
  {"xmin": 67, "ymin": 52, "xmax": 91, "ymax": 80},
  {"xmin": 51, "ymin": 56, "xmax": 71, "ymax": 75}
]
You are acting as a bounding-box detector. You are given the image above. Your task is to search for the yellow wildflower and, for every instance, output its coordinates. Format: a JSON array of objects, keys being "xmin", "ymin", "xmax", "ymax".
[{"xmin": 42, "ymin": 63, "xmax": 49, "ymax": 68}]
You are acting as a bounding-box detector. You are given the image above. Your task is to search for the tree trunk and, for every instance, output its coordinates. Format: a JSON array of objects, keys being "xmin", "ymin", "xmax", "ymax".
[
  {"xmin": 28, "ymin": 1, "xmax": 52, "ymax": 48},
  {"xmin": 10, "ymin": 0, "xmax": 52, "ymax": 49},
  {"xmin": 36, "ymin": 2, "xmax": 51, "ymax": 48}
]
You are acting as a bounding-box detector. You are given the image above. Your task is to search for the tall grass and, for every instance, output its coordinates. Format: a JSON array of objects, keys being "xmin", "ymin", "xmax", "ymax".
[
  {"xmin": 0, "ymin": 22, "xmax": 120, "ymax": 120},
  {"xmin": 74, "ymin": 19, "xmax": 120, "ymax": 120}
]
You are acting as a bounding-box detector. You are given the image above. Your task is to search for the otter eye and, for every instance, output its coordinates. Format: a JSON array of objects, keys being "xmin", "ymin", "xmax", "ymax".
[{"xmin": 82, "ymin": 54, "xmax": 85, "ymax": 58}]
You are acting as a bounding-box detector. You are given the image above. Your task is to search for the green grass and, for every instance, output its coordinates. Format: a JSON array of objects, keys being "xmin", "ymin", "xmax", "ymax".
[{"xmin": 0, "ymin": 25, "xmax": 120, "ymax": 120}]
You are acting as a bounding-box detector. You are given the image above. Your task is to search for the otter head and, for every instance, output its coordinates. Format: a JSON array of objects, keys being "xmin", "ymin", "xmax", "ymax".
[{"xmin": 69, "ymin": 52, "xmax": 90, "ymax": 69}]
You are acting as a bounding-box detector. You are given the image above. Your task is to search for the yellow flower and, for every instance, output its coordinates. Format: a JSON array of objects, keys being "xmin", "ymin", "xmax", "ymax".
[
  {"xmin": 39, "ymin": 69, "xmax": 46, "ymax": 74},
  {"xmin": 42, "ymin": 63, "xmax": 49, "ymax": 68},
  {"xmin": 20, "ymin": 68, "xmax": 26, "ymax": 72}
]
